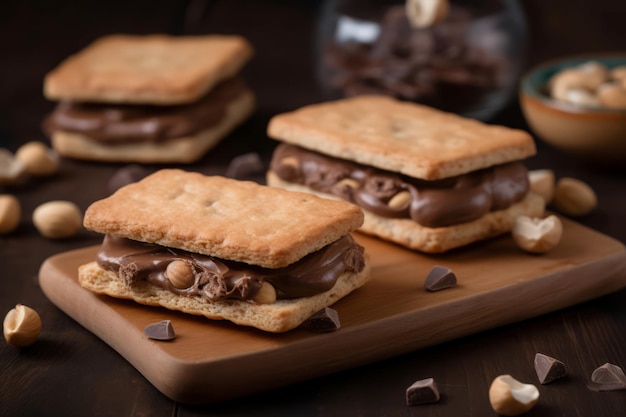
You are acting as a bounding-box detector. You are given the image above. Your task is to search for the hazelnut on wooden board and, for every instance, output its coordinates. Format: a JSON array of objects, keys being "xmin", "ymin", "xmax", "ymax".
[
  {"xmin": 527, "ymin": 169, "xmax": 555, "ymax": 204},
  {"xmin": 32, "ymin": 200, "xmax": 82, "ymax": 239},
  {"xmin": 0, "ymin": 194, "xmax": 21, "ymax": 234},
  {"xmin": 3, "ymin": 304, "xmax": 42, "ymax": 347},
  {"xmin": 552, "ymin": 177, "xmax": 597, "ymax": 217},
  {"xmin": 512, "ymin": 215, "xmax": 563, "ymax": 254},
  {"xmin": 15, "ymin": 141, "xmax": 59, "ymax": 177},
  {"xmin": 489, "ymin": 375, "xmax": 539, "ymax": 416}
]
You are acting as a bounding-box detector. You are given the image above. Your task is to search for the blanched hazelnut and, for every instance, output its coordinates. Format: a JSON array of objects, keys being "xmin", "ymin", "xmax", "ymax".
[
  {"xmin": 253, "ymin": 282, "xmax": 277, "ymax": 304},
  {"xmin": 610, "ymin": 66, "xmax": 626, "ymax": 82},
  {"xmin": 15, "ymin": 141, "xmax": 59, "ymax": 177},
  {"xmin": 335, "ymin": 178, "xmax": 360, "ymax": 189},
  {"xmin": 388, "ymin": 190, "xmax": 411, "ymax": 209},
  {"xmin": 528, "ymin": 169, "xmax": 555, "ymax": 204},
  {"xmin": 512, "ymin": 215, "xmax": 563, "ymax": 254},
  {"xmin": 552, "ymin": 177, "xmax": 597, "ymax": 217},
  {"xmin": 280, "ymin": 156, "xmax": 300, "ymax": 170},
  {"xmin": 597, "ymin": 82, "xmax": 626, "ymax": 109},
  {"xmin": 405, "ymin": 0, "xmax": 450, "ymax": 28},
  {"xmin": 3, "ymin": 304, "xmax": 42, "ymax": 347},
  {"xmin": 577, "ymin": 61, "xmax": 609, "ymax": 90},
  {"xmin": 0, "ymin": 149, "xmax": 26, "ymax": 185},
  {"xmin": 0, "ymin": 194, "xmax": 21, "ymax": 234},
  {"xmin": 32, "ymin": 200, "xmax": 82, "ymax": 239},
  {"xmin": 549, "ymin": 69, "xmax": 588, "ymax": 102},
  {"xmin": 563, "ymin": 88, "xmax": 601, "ymax": 107},
  {"xmin": 489, "ymin": 375, "xmax": 539, "ymax": 416}
]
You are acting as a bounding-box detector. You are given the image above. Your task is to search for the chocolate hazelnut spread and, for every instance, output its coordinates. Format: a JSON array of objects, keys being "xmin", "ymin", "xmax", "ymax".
[
  {"xmin": 96, "ymin": 234, "xmax": 365, "ymax": 302},
  {"xmin": 270, "ymin": 144, "xmax": 530, "ymax": 228},
  {"xmin": 43, "ymin": 77, "xmax": 247, "ymax": 143}
]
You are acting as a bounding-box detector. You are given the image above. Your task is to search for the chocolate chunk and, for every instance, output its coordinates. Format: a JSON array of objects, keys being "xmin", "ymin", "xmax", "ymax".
[
  {"xmin": 590, "ymin": 363, "xmax": 626, "ymax": 391},
  {"xmin": 406, "ymin": 378, "xmax": 440, "ymax": 406},
  {"xmin": 144, "ymin": 320, "xmax": 176, "ymax": 341},
  {"xmin": 107, "ymin": 164, "xmax": 151, "ymax": 193},
  {"xmin": 225, "ymin": 152, "xmax": 265, "ymax": 179},
  {"xmin": 534, "ymin": 353, "xmax": 567, "ymax": 384},
  {"xmin": 424, "ymin": 265, "xmax": 457, "ymax": 291},
  {"xmin": 304, "ymin": 307, "xmax": 341, "ymax": 332}
]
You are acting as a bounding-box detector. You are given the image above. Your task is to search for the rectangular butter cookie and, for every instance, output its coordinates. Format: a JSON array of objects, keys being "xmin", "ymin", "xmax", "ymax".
[
  {"xmin": 267, "ymin": 95, "xmax": 535, "ymax": 181},
  {"xmin": 44, "ymin": 34, "xmax": 253, "ymax": 105},
  {"xmin": 84, "ymin": 169, "xmax": 364, "ymax": 268}
]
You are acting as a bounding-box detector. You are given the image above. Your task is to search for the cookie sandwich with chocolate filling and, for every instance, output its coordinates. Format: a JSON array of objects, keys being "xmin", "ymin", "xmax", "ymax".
[
  {"xmin": 266, "ymin": 95, "xmax": 545, "ymax": 253},
  {"xmin": 43, "ymin": 34, "xmax": 254, "ymax": 163},
  {"xmin": 78, "ymin": 169, "xmax": 369, "ymax": 333}
]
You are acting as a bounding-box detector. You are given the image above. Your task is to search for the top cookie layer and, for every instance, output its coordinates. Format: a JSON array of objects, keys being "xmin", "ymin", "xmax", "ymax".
[
  {"xmin": 83, "ymin": 169, "xmax": 364, "ymax": 268},
  {"xmin": 267, "ymin": 95, "xmax": 536, "ymax": 180},
  {"xmin": 44, "ymin": 34, "xmax": 253, "ymax": 105}
]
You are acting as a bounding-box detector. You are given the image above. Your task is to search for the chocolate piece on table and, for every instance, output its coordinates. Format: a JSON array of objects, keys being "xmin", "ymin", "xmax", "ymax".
[
  {"xmin": 534, "ymin": 353, "xmax": 567, "ymax": 384},
  {"xmin": 424, "ymin": 265, "xmax": 457, "ymax": 291},
  {"xmin": 304, "ymin": 307, "xmax": 341, "ymax": 332},
  {"xmin": 590, "ymin": 363, "xmax": 626, "ymax": 391},
  {"xmin": 225, "ymin": 152, "xmax": 265, "ymax": 179},
  {"xmin": 406, "ymin": 377, "xmax": 440, "ymax": 406},
  {"xmin": 107, "ymin": 164, "xmax": 151, "ymax": 193},
  {"xmin": 144, "ymin": 320, "xmax": 176, "ymax": 341}
]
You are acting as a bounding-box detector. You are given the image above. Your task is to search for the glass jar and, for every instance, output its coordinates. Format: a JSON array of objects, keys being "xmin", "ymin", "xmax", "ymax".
[{"xmin": 315, "ymin": 0, "xmax": 528, "ymax": 121}]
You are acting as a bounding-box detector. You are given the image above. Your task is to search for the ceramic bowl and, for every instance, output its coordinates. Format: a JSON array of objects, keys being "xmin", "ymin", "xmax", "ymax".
[{"xmin": 519, "ymin": 54, "xmax": 626, "ymax": 164}]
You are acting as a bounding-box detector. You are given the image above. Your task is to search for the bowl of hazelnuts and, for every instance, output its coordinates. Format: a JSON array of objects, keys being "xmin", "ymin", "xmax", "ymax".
[{"xmin": 519, "ymin": 54, "xmax": 626, "ymax": 164}]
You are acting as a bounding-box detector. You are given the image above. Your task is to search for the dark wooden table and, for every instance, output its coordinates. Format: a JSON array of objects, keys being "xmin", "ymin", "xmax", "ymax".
[{"xmin": 1, "ymin": 1, "xmax": 626, "ymax": 416}]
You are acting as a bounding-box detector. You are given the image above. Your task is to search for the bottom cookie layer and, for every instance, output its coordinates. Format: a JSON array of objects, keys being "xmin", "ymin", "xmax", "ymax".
[
  {"xmin": 50, "ymin": 90, "xmax": 255, "ymax": 163},
  {"xmin": 78, "ymin": 256, "xmax": 371, "ymax": 333},
  {"xmin": 267, "ymin": 171, "xmax": 546, "ymax": 253}
]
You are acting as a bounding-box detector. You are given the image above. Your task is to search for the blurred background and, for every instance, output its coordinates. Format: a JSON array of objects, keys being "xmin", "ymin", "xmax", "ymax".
[{"xmin": 0, "ymin": 0, "xmax": 625, "ymax": 148}]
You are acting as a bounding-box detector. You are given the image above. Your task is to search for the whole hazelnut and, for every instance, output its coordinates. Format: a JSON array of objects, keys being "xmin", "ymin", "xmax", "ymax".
[
  {"xmin": 489, "ymin": 375, "xmax": 539, "ymax": 416},
  {"xmin": 32, "ymin": 200, "xmax": 82, "ymax": 239},
  {"xmin": 405, "ymin": 0, "xmax": 450, "ymax": 28},
  {"xmin": 166, "ymin": 260, "xmax": 195, "ymax": 289},
  {"xmin": 577, "ymin": 61, "xmax": 609, "ymax": 90},
  {"xmin": 552, "ymin": 177, "xmax": 597, "ymax": 217},
  {"xmin": 0, "ymin": 149, "xmax": 26, "ymax": 185},
  {"xmin": 15, "ymin": 141, "xmax": 59, "ymax": 177},
  {"xmin": 0, "ymin": 194, "xmax": 21, "ymax": 234},
  {"xmin": 253, "ymin": 282, "xmax": 277, "ymax": 304},
  {"xmin": 597, "ymin": 82, "xmax": 626, "ymax": 109},
  {"xmin": 3, "ymin": 304, "xmax": 42, "ymax": 347}
]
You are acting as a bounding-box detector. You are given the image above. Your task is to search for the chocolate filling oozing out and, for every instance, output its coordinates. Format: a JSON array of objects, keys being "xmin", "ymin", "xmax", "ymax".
[
  {"xmin": 43, "ymin": 77, "xmax": 248, "ymax": 143},
  {"xmin": 270, "ymin": 143, "xmax": 529, "ymax": 228},
  {"xmin": 97, "ymin": 234, "xmax": 365, "ymax": 302}
]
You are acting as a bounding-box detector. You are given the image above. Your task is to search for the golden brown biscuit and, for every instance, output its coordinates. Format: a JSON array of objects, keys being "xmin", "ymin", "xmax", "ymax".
[
  {"xmin": 44, "ymin": 34, "xmax": 253, "ymax": 105},
  {"xmin": 78, "ymin": 259, "xmax": 370, "ymax": 333},
  {"xmin": 267, "ymin": 95, "xmax": 535, "ymax": 180},
  {"xmin": 84, "ymin": 169, "xmax": 364, "ymax": 268},
  {"xmin": 50, "ymin": 90, "xmax": 255, "ymax": 163}
]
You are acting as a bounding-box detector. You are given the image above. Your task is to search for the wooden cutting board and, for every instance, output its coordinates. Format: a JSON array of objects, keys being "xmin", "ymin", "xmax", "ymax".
[{"xmin": 39, "ymin": 217, "xmax": 626, "ymax": 404}]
